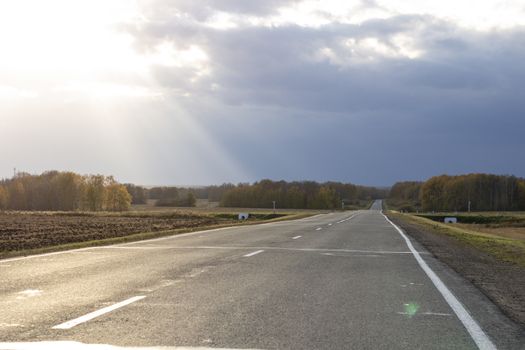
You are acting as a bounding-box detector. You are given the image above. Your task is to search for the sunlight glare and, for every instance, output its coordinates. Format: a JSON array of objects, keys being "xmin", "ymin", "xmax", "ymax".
[{"xmin": 0, "ymin": 0, "xmax": 142, "ymax": 73}]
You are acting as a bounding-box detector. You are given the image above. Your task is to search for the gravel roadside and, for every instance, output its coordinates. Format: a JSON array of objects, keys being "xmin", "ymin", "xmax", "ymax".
[{"xmin": 388, "ymin": 214, "xmax": 525, "ymax": 330}]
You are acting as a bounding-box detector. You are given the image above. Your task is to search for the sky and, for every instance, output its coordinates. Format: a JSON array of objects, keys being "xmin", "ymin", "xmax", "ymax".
[{"xmin": 1, "ymin": 0, "xmax": 524, "ymax": 186}]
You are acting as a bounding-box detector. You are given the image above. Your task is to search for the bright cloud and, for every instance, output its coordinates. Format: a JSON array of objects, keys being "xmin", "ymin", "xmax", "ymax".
[{"xmin": 376, "ymin": 0, "xmax": 525, "ymax": 30}]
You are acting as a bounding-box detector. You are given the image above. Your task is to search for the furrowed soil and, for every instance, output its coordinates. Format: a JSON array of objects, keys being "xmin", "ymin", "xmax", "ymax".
[
  {"xmin": 0, "ymin": 211, "xmax": 236, "ymax": 253},
  {"xmin": 388, "ymin": 213, "xmax": 525, "ymax": 329}
]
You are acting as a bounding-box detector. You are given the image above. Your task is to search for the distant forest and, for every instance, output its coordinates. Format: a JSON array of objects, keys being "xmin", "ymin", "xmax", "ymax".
[
  {"xmin": 0, "ymin": 171, "xmax": 386, "ymax": 211},
  {"xmin": 2, "ymin": 171, "xmax": 524, "ymax": 212},
  {"xmin": 387, "ymin": 174, "xmax": 525, "ymax": 212},
  {"xmin": 0, "ymin": 171, "xmax": 131, "ymax": 211},
  {"xmin": 128, "ymin": 180, "xmax": 386, "ymax": 210},
  {"xmin": 218, "ymin": 180, "xmax": 386, "ymax": 209}
]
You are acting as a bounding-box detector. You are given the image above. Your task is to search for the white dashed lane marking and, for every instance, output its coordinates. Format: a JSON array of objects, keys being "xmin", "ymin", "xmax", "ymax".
[
  {"xmin": 243, "ymin": 250, "xmax": 264, "ymax": 257},
  {"xmin": 52, "ymin": 296, "xmax": 146, "ymax": 330}
]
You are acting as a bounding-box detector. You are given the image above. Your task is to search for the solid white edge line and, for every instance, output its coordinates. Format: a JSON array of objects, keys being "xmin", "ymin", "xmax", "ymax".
[
  {"xmin": 381, "ymin": 211, "xmax": 496, "ymax": 350},
  {"xmin": 52, "ymin": 296, "xmax": 146, "ymax": 330},
  {"xmin": 0, "ymin": 342, "xmax": 262, "ymax": 350},
  {"xmin": 243, "ymin": 250, "xmax": 264, "ymax": 257}
]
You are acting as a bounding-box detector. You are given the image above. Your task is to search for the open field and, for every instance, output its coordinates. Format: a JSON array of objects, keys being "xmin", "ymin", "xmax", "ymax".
[
  {"xmin": 387, "ymin": 211, "xmax": 525, "ymax": 327},
  {"xmin": 0, "ymin": 210, "xmax": 315, "ymax": 259},
  {"xmin": 415, "ymin": 212, "xmax": 525, "ymax": 242},
  {"xmin": 396, "ymin": 212, "xmax": 525, "ymax": 266},
  {"xmin": 453, "ymin": 225, "xmax": 525, "ymax": 241},
  {"xmin": 415, "ymin": 211, "xmax": 525, "ymax": 221},
  {"xmin": 132, "ymin": 198, "xmax": 372, "ymax": 212},
  {"xmin": 131, "ymin": 203, "xmax": 329, "ymax": 214}
]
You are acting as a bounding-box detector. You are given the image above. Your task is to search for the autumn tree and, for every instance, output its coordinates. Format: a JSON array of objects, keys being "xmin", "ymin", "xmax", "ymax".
[
  {"xmin": 387, "ymin": 181, "xmax": 422, "ymax": 211},
  {"xmin": 186, "ymin": 192, "xmax": 196, "ymax": 207},
  {"xmin": 0, "ymin": 186, "xmax": 8, "ymax": 210},
  {"xmin": 124, "ymin": 184, "xmax": 147, "ymax": 204},
  {"xmin": 54, "ymin": 172, "xmax": 83, "ymax": 210},
  {"xmin": 106, "ymin": 183, "xmax": 132, "ymax": 211},
  {"xmin": 309, "ymin": 186, "xmax": 339, "ymax": 209},
  {"xmin": 419, "ymin": 174, "xmax": 525, "ymax": 212},
  {"xmin": 83, "ymin": 175, "xmax": 107, "ymax": 211},
  {"xmin": 518, "ymin": 180, "xmax": 525, "ymax": 209},
  {"xmin": 8, "ymin": 179, "xmax": 27, "ymax": 210}
]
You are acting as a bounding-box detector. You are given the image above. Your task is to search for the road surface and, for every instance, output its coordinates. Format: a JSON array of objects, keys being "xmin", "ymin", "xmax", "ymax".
[{"xmin": 0, "ymin": 201, "xmax": 523, "ymax": 349}]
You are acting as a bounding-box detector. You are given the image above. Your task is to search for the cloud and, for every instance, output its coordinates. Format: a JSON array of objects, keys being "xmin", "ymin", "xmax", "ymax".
[
  {"xmin": 117, "ymin": 0, "xmax": 525, "ymax": 184},
  {"xmin": 129, "ymin": 9, "xmax": 525, "ymax": 116},
  {"xmin": 1, "ymin": 0, "xmax": 524, "ymax": 185}
]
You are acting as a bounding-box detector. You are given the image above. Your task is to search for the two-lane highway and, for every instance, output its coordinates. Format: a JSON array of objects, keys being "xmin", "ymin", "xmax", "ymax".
[{"xmin": 0, "ymin": 201, "xmax": 523, "ymax": 349}]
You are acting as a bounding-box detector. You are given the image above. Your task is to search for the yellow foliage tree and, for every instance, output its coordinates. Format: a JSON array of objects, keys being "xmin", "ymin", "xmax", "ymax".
[
  {"xmin": 0, "ymin": 186, "xmax": 9, "ymax": 210},
  {"xmin": 105, "ymin": 183, "xmax": 132, "ymax": 211}
]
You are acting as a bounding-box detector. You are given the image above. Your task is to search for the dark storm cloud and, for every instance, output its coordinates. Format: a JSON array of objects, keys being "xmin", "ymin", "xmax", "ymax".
[
  {"xmin": 132, "ymin": 11, "xmax": 524, "ymax": 110},
  {"xmin": 123, "ymin": 1, "xmax": 525, "ymax": 184}
]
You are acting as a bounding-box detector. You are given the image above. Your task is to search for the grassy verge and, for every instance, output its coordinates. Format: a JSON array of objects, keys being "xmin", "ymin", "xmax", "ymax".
[
  {"xmin": 0, "ymin": 212, "xmax": 316, "ymax": 260},
  {"xmin": 388, "ymin": 211, "xmax": 525, "ymax": 267}
]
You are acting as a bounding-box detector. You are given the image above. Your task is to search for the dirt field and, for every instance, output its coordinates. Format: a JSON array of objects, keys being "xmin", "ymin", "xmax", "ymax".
[
  {"xmin": 389, "ymin": 213, "xmax": 525, "ymax": 329},
  {"xmin": 0, "ymin": 211, "xmax": 237, "ymax": 253}
]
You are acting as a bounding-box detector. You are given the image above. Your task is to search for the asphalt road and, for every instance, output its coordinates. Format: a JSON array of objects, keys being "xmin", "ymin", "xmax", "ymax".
[{"xmin": 1, "ymin": 201, "xmax": 523, "ymax": 349}]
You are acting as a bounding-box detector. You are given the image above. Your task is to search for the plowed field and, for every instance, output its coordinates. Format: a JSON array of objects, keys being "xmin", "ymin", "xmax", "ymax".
[{"xmin": 0, "ymin": 211, "xmax": 234, "ymax": 252}]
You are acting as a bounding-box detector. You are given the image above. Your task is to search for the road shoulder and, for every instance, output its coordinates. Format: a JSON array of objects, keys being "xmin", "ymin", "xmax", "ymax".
[{"xmin": 387, "ymin": 212, "xmax": 525, "ymax": 341}]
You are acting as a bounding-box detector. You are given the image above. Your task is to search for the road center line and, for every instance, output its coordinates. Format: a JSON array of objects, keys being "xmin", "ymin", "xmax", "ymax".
[
  {"xmin": 382, "ymin": 212, "xmax": 496, "ymax": 350},
  {"xmin": 52, "ymin": 296, "xmax": 146, "ymax": 330},
  {"xmin": 243, "ymin": 250, "xmax": 264, "ymax": 257},
  {"xmin": 292, "ymin": 236, "xmax": 302, "ymax": 240},
  {"xmin": 336, "ymin": 214, "xmax": 357, "ymax": 224}
]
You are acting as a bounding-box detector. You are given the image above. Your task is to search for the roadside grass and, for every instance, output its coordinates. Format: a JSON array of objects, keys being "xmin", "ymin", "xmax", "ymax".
[
  {"xmin": 388, "ymin": 211, "xmax": 525, "ymax": 267},
  {"xmin": 414, "ymin": 212, "xmax": 525, "ymax": 225},
  {"xmin": 0, "ymin": 211, "xmax": 317, "ymax": 260}
]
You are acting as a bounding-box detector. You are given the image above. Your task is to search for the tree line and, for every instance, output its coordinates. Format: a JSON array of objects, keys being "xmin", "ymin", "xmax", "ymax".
[
  {"xmin": 6, "ymin": 171, "xmax": 522, "ymax": 213},
  {"xmin": 219, "ymin": 179, "xmax": 387, "ymax": 209},
  {"xmin": 127, "ymin": 185, "xmax": 197, "ymax": 207},
  {"xmin": 0, "ymin": 171, "xmax": 131, "ymax": 211},
  {"xmin": 0, "ymin": 172, "xmax": 388, "ymax": 211},
  {"xmin": 388, "ymin": 174, "xmax": 525, "ymax": 212},
  {"xmin": 122, "ymin": 181, "xmax": 386, "ymax": 210}
]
